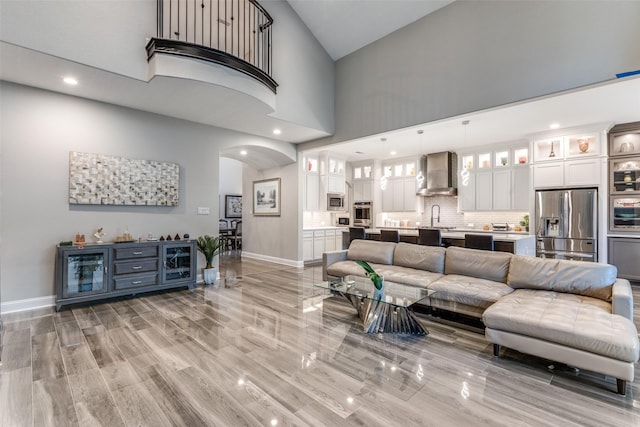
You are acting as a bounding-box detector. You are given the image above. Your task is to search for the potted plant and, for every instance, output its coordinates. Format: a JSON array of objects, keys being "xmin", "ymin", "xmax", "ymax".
[
  {"xmin": 196, "ymin": 235, "xmax": 225, "ymax": 285},
  {"xmin": 519, "ymin": 214, "xmax": 530, "ymax": 232}
]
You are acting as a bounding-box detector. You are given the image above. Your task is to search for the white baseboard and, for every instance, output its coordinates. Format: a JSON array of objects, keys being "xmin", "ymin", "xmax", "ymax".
[
  {"xmin": 241, "ymin": 251, "xmax": 304, "ymax": 268},
  {"xmin": 1, "ymin": 295, "xmax": 55, "ymax": 314}
]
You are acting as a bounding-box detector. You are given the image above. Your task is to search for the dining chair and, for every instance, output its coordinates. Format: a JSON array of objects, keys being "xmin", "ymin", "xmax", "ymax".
[
  {"xmin": 349, "ymin": 227, "xmax": 366, "ymax": 244},
  {"xmin": 230, "ymin": 221, "xmax": 242, "ymax": 251},
  {"xmin": 418, "ymin": 228, "xmax": 442, "ymax": 246},
  {"xmin": 380, "ymin": 229, "xmax": 400, "ymax": 243},
  {"xmin": 464, "ymin": 234, "xmax": 494, "ymax": 251}
]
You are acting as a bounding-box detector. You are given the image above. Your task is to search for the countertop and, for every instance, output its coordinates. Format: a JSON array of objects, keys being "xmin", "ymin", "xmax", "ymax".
[{"xmin": 351, "ymin": 228, "xmax": 534, "ymax": 242}]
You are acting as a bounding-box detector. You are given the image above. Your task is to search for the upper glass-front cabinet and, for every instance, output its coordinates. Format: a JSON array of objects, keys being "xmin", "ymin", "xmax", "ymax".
[
  {"xmin": 534, "ymin": 133, "xmax": 600, "ymax": 161},
  {"xmin": 610, "ymin": 130, "xmax": 640, "ymax": 157}
]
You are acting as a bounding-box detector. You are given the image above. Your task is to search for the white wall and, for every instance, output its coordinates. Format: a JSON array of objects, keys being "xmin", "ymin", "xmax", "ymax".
[
  {"xmin": 304, "ymin": 0, "xmax": 640, "ymax": 147},
  {"xmin": 219, "ymin": 158, "xmax": 244, "ymax": 219},
  {"xmin": 0, "ymin": 82, "xmax": 299, "ymax": 305}
]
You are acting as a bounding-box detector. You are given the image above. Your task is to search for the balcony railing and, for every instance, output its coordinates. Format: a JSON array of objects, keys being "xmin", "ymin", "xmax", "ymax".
[{"xmin": 146, "ymin": 0, "xmax": 277, "ymax": 93}]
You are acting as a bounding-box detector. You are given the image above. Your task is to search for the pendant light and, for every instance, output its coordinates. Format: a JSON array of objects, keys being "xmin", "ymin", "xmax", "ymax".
[
  {"xmin": 380, "ymin": 137, "xmax": 388, "ymax": 191},
  {"xmin": 416, "ymin": 130, "xmax": 425, "ymax": 189},
  {"xmin": 460, "ymin": 120, "xmax": 470, "ymax": 187}
]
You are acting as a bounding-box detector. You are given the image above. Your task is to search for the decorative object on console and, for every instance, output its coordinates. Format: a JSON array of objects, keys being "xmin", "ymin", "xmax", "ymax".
[
  {"xmin": 68, "ymin": 151, "xmax": 179, "ymax": 206},
  {"xmin": 253, "ymin": 178, "xmax": 281, "ymax": 216},
  {"xmin": 196, "ymin": 235, "xmax": 225, "ymax": 285},
  {"xmin": 174, "ymin": 233, "xmax": 181, "ymax": 240},
  {"xmin": 74, "ymin": 233, "xmax": 86, "ymax": 245},
  {"xmin": 225, "ymin": 195, "xmax": 243, "ymax": 218},
  {"xmin": 355, "ymin": 260, "xmax": 384, "ymax": 300},
  {"xmin": 93, "ymin": 227, "xmax": 105, "ymax": 244}
]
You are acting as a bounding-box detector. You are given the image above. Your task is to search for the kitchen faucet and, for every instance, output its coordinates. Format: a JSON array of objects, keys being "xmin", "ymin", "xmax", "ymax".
[{"xmin": 431, "ymin": 204, "xmax": 440, "ymax": 228}]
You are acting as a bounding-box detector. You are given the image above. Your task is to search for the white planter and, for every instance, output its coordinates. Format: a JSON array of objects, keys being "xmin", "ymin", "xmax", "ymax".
[{"xmin": 203, "ymin": 267, "xmax": 218, "ymax": 285}]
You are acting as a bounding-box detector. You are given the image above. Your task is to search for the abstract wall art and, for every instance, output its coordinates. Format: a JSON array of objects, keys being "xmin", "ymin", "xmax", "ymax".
[{"xmin": 69, "ymin": 151, "xmax": 180, "ymax": 206}]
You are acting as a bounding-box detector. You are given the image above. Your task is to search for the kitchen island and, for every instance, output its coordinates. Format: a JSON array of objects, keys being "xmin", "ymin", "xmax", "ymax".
[{"xmin": 343, "ymin": 228, "xmax": 535, "ymax": 256}]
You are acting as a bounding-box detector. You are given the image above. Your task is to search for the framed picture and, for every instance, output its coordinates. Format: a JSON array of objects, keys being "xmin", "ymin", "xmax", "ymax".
[
  {"xmin": 225, "ymin": 195, "xmax": 242, "ymax": 218},
  {"xmin": 253, "ymin": 178, "xmax": 281, "ymax": 216}
]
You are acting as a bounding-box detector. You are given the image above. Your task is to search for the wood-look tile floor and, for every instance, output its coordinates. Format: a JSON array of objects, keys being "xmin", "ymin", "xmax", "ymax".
[{"xmin": 1, "ymin": 254, "xmax": 639, "ymax": 426}]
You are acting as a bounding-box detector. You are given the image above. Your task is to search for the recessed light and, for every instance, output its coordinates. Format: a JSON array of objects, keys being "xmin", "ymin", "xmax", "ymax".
[
  {"xmin": 273, "ymin": 129, "xmax": 281, "ymax": 135},
  {"xmin": 240, "ymin": 150, "xmax": 247, "ymax": 156},
  {"xmin": 550, "ymin": 123, "xmax": 560, "ymax": 129},
  {"xmin": 390, "ymin": 151, "xmax": 397, "ymax": 155},
  {"xmin": 63, "ymin": 77, "xmax": 78, "ymax": 86}
]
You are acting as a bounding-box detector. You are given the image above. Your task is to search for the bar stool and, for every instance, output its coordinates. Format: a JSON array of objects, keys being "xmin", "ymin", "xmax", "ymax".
[
  {"xmin": 418, "ymin": 228, "xmax": 442, "ymax": 246},
  {"xmin": 380, "ymin": 229, "xmax": 400, "ymax": 243},
  {"xmin": 349, "ymin": 227, "xmax": 366, "ymax": 244},
  {"xmin": 465, "ymin": 234, "xmax": 494, "ymax": 251}
]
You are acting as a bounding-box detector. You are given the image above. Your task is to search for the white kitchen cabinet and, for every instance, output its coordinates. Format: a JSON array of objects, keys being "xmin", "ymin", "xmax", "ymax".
[
  {"xmin": 564, "ymin": 158, "xmax": 601, "ymax": 187},
  {"xmin": 403, "ymin": 179, "xmax": 417, "ymax": 211},
  {"xmin": 328, "ymin": 175, "xmax": 345, "ymax": 194},
  {"xmin": 492, "ymin": 169, "xmax": 511, "ymax": 210},
  {"xmin": 459, "ymin": 170, "xmax": 476, "ymax": 211},
  {"xmin": 512, "ymin": 167, "xmax": 530, "ymax": 211},
  {"xmin": 475, "ymin": 172, "xmax": 493, "ymax": 211},
  {"xmin": 324, "ymin": 229, "xmax": 337, "ymax": 252},
  {"xmin": 533, "ymin": 162, "xmax": 564, "ymax": 188},
  {"xmin": 313, "ymin": 230, "xmax": 325, "ymax": 259},
  {"xmin": 458, "ymin": 143, "xmax": 531, "ymax": 212},
  {"xmin": 381, "ymin": 178, "xmax": 416, "ymax": 212},
  {"xmin": 303, "ymin": 231, "xmax": 313, "ymax": 261},
  {"xmin": 354, "ymin": 180, "xmax": 374, "ymax": 202},
  {"xmin": 533, "ymin": 158, "xmax": 600, "ymax": 188},
  {"xmin": 304, "ymin": 174, "xmax": 320, "ymax": 211}
]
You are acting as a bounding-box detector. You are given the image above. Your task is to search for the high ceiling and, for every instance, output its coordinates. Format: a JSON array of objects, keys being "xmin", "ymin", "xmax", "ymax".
[{"xmin": 286, "ymin": 0, "xmax": 454, "ymax": 60}]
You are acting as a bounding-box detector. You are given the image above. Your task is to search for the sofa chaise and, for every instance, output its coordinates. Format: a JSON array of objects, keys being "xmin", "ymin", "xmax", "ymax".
[{"xmin": 322, "ymin": 239, "xmax": 639, "ymax": 394}]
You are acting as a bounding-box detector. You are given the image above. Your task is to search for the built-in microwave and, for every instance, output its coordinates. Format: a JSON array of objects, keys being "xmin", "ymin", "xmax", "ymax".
[{"xmin": 327, "ymin": 193, "xmax": 345, "ymax": 211}]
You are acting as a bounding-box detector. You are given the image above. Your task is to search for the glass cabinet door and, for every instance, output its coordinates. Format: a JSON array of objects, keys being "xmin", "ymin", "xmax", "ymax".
[
  {"xmin": 62, "ymin": 249, "xmax": 109, "ymax": 298},
  {"xmin": 163, "ymin": 243, "xmax": 194, "ymax": 284},
  {"xmin": 610, "ymin": 196, "xmax": 640, "ymax": 232},
  {"xmin": 610, "ymin": 157, "xmax": 640, "ymax": 194}
]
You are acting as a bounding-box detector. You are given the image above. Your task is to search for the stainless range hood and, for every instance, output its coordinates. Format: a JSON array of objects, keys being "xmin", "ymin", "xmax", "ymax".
[{"xmin": 416, "ymin": 151, "xmax": 458, "ymax": 196}]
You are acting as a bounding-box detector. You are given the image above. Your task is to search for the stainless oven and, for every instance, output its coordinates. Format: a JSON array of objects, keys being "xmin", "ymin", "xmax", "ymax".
[
  {"xmin": 353, "ymin": 201, "xmax": 372, "ymax": 227},
  {"xmin": 327, "ymin": 193, "xmax": 345, "ymax": 211}
]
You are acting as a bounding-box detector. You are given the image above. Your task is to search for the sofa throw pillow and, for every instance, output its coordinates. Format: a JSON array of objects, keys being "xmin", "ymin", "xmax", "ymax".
[
  {"xmin": 394, "ymin": 243, "xmax": 446, "ymax": 273},
  {"xmin": 346, "ymin": 240, "xmax": 396, "ymax": 265},
  {"xmin": 507, "ymin": 255, "xmax": 616, "ymax": 302}
]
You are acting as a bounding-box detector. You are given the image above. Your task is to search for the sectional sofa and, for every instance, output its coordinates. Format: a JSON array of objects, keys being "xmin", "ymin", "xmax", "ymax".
[{"xmin": 322, "ymin": 239, "xmax": 639, "ymax": 395}]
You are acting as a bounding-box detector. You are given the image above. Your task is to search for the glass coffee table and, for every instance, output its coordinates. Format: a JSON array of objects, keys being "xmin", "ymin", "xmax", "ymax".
[{"xmin": 314, "ymin": 275, "xmax": 433, "ymax": 335}]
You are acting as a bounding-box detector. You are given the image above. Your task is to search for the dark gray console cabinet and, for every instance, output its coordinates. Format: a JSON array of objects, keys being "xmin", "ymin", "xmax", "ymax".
[{"xmin": 55, "ymin": 240, "xmax": 196, "ymax": 310}]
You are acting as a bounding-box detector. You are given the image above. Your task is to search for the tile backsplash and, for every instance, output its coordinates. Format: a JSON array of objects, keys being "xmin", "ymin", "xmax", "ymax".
[{"xmin": 378, "ymin": 196, "xmax": 529, "ymax": 230}]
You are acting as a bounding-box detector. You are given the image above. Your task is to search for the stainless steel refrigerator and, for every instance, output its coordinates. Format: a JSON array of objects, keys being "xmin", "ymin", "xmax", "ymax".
[{"xmin": 535, "ymin": 188, "xmax": 598, "ymax": 262}]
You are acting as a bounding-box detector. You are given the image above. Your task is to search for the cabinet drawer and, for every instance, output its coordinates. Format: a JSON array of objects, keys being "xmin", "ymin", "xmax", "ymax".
[
  {"xmin": 114, "ymin": 273, "xmax": 158, "ymax": 290},
  {"xmin": 114, "ymin": 246, "xmax": 158, "ymax": 260},
  {"xmin": 114, "ymin": 259, "xmax": 158, "ymax": 275}
]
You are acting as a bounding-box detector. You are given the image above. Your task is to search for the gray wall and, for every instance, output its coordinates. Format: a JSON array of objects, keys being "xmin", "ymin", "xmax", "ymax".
[
  {"xmin": 1, "ymin": 0, "xmax": 335, "ymax": 135},
  {"xmin": 302, "ymin": 0, "xmax": 640, "ymax": 148},
  {"xmin": 0, "ymin": 82, "xmax": 298, "ymax": 304},
  {"xmin": 242, "ymin": 161, "xmax": 300, "ymax": 263}
]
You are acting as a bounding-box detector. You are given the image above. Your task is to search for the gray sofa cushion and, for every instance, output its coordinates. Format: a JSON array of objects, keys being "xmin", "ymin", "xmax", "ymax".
[
  {"xmin": 508, "ymin": 255, "xmax": 616, "ymax": 302},
  {"xmin": 483, "ymin": 289, "xmax": 640, "ymax": 363},
  {"xmin": 427, "ymin": 274, "xmax": 514, "ymax": 309},
  {"xmin": 326, "ymin": 261, "xmax": 442, "ymax": 289},
  {"xmin": 444, "ymin": 246, "xmax": 512, "ymax": 283},
  {"xmin": 326, "ymin": 261, "xmax": 389, "ymax": 279},
  {"xmin": 393, "ymin": 242, "xmax": 446, "ymax": 273},
  {"xmin": 346, "ymin": 240, "xmax": 396, "ymax": 265}
]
